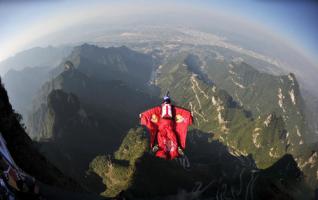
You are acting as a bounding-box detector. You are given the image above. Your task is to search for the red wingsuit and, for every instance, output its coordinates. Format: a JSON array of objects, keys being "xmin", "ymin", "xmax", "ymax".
[{"xmin": 140, "ymin": 104, "xmax": 193, "ymax": 160}]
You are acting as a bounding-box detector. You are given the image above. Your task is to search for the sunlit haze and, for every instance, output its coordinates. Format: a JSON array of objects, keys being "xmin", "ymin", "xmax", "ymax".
[{"xmin": 0, "ymin": 0, "xmax": 317, "ymax": 65}]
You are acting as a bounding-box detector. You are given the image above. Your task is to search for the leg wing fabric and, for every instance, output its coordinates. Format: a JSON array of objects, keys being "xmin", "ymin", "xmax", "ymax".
[
  {"xmin": 140, "ymin": 106, "xmax": 161, "ymax": 147},
  {"xmin": 174, "ymin": 107, "xmax": 193, "ymax": 149}
]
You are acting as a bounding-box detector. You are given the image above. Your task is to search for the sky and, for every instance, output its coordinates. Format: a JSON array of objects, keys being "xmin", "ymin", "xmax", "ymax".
[
  {"xmin": 0, "ymin": 0, "xmax": 317, "ymax": 65},
  {"xmin": 199, "ymin": 0, "xmax": 318, "ymax": 65}
]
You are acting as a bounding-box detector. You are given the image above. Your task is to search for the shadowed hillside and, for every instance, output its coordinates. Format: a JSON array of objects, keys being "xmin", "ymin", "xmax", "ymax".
[
  {"xmin": 90, "ymin": 127, "xmax": 312, "ymax": 199},
  {"xmin": 0, "ymin": 77, "xmax": 80, "ymax": 190}
]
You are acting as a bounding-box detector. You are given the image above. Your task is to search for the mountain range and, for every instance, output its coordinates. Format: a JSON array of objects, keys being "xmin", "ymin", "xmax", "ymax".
[{"xmin": 0, "ymin": 43, "xmax": 317, "ymax": 199}]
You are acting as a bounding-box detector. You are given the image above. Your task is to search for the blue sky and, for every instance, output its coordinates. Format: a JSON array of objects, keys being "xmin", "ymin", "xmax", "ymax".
[
  {"xmin": 0, "ymin": 0, "xmax": 317, "ymax": 64},
  {"xmin": 198, "ymin": 0, "xmax": 318, "ymax": 62}
]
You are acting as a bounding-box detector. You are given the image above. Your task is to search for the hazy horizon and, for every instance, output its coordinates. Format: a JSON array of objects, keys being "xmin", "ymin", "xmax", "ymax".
[{"xmin": 0, "ymin": 0, "xmax": 317, "ymax": 66}]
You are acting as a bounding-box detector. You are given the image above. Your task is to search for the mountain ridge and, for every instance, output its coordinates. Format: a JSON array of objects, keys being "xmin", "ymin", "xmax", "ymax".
[
  {"xmin": 0, "ymin": 77, "xmax": 81, "ymax": 191},
  {"xmin": 3, "ymin": 44, "xmax": 316, "ymax": 198}
]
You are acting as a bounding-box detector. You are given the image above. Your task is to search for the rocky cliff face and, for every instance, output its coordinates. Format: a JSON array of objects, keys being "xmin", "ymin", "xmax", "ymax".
[
  {"xmin": 203, "ymin": 57, "xmax": 307, "ymax": 146},
  {"xmin": 0, "ymin": 77, "xmax": 80, "ymax": 191},
  {"xmin": 154, "ymin": 53, "xmax": 290, "ymax": 168},
  {"xmin": 26, "ymin": 61, "xmax": 160, "ymax": 192},
  {"xmin": 153, "ymin": 52, "xmax": 318, "ymax": 192}
]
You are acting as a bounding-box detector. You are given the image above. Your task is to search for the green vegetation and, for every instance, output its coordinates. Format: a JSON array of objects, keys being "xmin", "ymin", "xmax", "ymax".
[
  {"xmin": 155, "ymin": 53, "xmax": 290, "ymax": 168},
  {"xmin": 89, "ymin": 127, "xmax": 148, "ymax": 197},
  {"xmin": 19, "ymin": 44, "xmax": 316, "ymax": 198},
  {"xmin": 204, "ymin": 59, "xmax": 307, "ymax": 146},
  {"xmin": 90, "ymin": 127, "xmax": 312, "ymax": 199}
]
